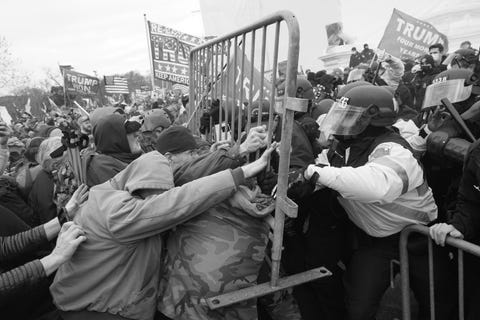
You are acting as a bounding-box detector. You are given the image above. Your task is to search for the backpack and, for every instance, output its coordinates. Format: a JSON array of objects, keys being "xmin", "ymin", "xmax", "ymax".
[
  {"xmin": 15, "ymin": 164, "xmax": 43, "ymax": 201},
  {"xmin": 0, "ymin": 176, "xmax": 37, "ymax": 227}
]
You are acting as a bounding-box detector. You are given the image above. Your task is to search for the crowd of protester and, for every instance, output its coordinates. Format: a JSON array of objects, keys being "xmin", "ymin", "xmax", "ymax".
[{"xmin": 0, "ymin": 38, "xmax": 479, "ymax": 320}]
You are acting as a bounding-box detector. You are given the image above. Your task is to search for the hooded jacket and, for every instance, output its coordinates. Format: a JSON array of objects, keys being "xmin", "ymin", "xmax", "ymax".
[
  {"xmin": 50, "ymin": 151, "xmax": 245, "ymax": 320},
  {"xmin": 86, "ymin": 114, "xmax": 141, "ymax": 187}
]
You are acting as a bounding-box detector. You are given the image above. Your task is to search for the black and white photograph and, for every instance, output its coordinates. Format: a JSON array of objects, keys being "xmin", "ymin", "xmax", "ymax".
[{"xmin": 0, "ymin": 0, "xmax": 479, "ymax": 319}]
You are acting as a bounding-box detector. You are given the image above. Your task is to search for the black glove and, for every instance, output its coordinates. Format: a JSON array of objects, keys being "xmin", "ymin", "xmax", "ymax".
[
  {"xmin": 257, "ymin": 170, "xmax": 278, "ymax": 195},
  {"xmin": 287, "ymin": 172, "xmax": 319, "ymax": 202}
]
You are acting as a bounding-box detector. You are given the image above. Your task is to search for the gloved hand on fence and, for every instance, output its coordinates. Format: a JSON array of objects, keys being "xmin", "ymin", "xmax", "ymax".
[{"xmin": 287, "ymin": 170, "xmax": 319, "ymax": 202}]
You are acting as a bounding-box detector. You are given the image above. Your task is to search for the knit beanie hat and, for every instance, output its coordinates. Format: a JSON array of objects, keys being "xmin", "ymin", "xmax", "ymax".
[{"xmin": 155, "ymin": 126, "xmax": 197, "ymax": 154}]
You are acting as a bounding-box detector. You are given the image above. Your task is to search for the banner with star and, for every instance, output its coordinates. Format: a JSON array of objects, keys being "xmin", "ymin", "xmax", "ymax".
[{"xmin": 147, "ymin": 21, "xmax": 203, "ymax": 85}]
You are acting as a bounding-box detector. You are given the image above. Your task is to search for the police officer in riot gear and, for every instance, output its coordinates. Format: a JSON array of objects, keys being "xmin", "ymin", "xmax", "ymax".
[{"xmin": 304, "ymin": 85, "xmax": 438, "ymax": 320}]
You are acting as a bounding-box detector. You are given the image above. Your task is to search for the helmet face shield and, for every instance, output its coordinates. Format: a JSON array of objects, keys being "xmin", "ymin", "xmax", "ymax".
[
  {"xmin": 319, "ymin": 101, "xmax": 374, "ymax": 137},
  {"xmin": 422, "ymin": 79, "xmax": 472, "ymax": 109}
]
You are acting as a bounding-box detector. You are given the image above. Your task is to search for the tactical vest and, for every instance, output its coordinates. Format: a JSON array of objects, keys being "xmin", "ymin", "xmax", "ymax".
[{"xmin": 328, "ymin": 127, "xmax": 413, "ymax": 169}]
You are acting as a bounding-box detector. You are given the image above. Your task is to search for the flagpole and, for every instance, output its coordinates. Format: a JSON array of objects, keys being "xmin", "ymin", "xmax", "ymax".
[
  {"xmin": 144, "ymin": 14, "xmax": 156, "ymax": 93},
  {"xmin": 59, "ymin": 64, "xmax": 69, "ymax": 108}
]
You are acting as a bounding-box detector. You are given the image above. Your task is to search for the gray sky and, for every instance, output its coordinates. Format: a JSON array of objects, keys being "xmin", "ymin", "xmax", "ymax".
[{"xmin": 0, "ymin": 0, "xmax": 444, "ymax": 93}]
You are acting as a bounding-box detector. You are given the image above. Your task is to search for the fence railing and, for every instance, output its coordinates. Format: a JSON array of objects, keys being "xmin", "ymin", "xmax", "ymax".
[
  {"xmin": 188, "ymin": 11, "xmax": 331, "ymax": 309},
  {"xmin": 400, "ymin": 224, "xmax": 480, "ymax": 320}
]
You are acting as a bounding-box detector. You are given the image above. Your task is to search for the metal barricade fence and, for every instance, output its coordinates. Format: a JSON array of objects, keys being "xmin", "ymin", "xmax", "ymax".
[
  {"xmin": 400, "ymin": 224, "xmax": 480, "ymax": 320},
  {"xmin": 187, "ymin": 10, "xmax": 331, "ymax": 309}
]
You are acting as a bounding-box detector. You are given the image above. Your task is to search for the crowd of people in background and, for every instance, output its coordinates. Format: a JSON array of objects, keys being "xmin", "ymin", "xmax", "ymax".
[{"xmin": 0, "ymin": 37, "xmax": 479, "ymax": 320}]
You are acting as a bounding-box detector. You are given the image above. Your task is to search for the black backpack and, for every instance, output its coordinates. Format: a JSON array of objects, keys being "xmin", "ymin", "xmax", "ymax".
[{"xmin": 0, "ymin": 176, "xmax": 37, "ymax": 227}]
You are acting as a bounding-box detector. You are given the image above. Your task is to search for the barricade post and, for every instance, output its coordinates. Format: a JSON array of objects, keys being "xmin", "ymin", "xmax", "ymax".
[
  {"xmin": 400, "ymin": 224, "xmax": 480, "ymax": 320},
  {"xmin": 187, "ymin": 11, "xmax": 332, "ymax": 309}
]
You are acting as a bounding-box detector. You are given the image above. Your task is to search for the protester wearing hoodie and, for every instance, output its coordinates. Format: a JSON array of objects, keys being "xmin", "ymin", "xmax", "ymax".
[
  {"xmin": 85, "ymin": 113, "xmax": 143, "ymax": 187},
  {"xmin": 50, "ymin": 142, "xmax": 275, "ymax": 320}
]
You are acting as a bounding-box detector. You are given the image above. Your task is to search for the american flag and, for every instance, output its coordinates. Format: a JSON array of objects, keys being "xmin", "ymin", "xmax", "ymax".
[
  {"xmin": 104, "ymin": 76, "xmax": 129, "ymax": 94},
  {"xmin": 172, "ymin": 84, "xmax": 189, "ymax": 95}
]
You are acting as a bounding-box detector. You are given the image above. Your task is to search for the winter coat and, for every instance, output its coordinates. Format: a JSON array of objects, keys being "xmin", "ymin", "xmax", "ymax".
[
  {"xmin": 86, "ymin": 114, "xmax": 141, "ymax": 187},
  {"xmin": 159, "ymin": 148, "xmax": 270, "ymax": 320},
  {"xmin": 28, "ymin": 169, "xmax": 57, "ymax": 225},
  {"xmin": 50, "ymin": 151, "xmax": 246, "ymax": 320}
]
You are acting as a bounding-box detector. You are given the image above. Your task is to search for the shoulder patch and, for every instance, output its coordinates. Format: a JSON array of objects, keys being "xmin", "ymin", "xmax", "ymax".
[{"xmin": 370, "ymin": 145, "xmax": 392, "ymax": 159}]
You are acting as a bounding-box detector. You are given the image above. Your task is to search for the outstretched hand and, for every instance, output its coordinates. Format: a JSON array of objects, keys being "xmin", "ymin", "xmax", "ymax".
[
  {"xmin": 242, "ymin": 142, "xmax": 278, "ymax": 179},
  {"xmin": 210, "ymin": 140, "xmax": 232, "ymax": 152},
  {"xmin": 239, "ymin": 125, "xmax": 268, "ymax": 156},
  {"xmin": 40, "ymin": 221, "xmax": 87, "ymax": 276},
  {"xmin": 65, "ymin": 184, "xmax": 89, "ymax": 218}
]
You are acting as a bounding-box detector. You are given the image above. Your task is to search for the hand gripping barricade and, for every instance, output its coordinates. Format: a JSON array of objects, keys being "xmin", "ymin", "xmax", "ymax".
[
  {"xmin": 400, "ymin": 225, "xmax": 480, "ymax": 320},
  {"xmin": 186, "ymin": 11, "xmax": 331, "ymax": 309}
]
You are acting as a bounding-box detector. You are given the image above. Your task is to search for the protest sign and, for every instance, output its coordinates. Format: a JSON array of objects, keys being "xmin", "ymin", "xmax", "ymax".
[
  {"xmin": 378, "ymin": 9, "xmax": 449, "ymax": 60},
  {"xmin": 147, "ymin": 21, "xmax": 203, "ymax": 85},
  {"xmin": 63, "ymin": 70, "xmax": 100, "ymax": 96}
]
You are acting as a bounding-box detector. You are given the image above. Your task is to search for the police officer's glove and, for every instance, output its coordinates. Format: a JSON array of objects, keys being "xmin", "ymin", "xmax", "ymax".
[
  {"xmin": 298, "ymin": 116, "xmax": 320, "ymax": 143},
  {"xmin": 287, "ymin": 171, "xmax": 319, "ymax": 202}
]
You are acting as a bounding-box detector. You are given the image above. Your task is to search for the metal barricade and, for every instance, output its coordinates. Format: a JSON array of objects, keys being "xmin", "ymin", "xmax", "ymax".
[
  {"xmin": 400, "ymin": 224, "xmax": 480, "ymax": 320},
  {"xmin": 187, "ymin": 10, "xmax": 331, "ymax": 309}
]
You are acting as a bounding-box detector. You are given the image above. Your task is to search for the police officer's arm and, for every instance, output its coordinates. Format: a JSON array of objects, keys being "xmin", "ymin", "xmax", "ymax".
[
  {"xmin": 393, "ymin": 119, "xmax": 429, "ymax": 158},
  {"xmin": 305, "ymin": 143, "xmax": 424, "ymax": 204},
  {"xmin": 443, "ymin": 145, "xmax": 480, "ymax": 241}
]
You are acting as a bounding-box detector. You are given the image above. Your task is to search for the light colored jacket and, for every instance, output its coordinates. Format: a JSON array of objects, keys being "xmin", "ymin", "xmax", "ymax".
[
  {"xmin": 50, "ymin": 151, "xmax": 244, "ymax": 320},
  {"xmin": 381, "ymin": 55, "xmax": 405, "ymax": 90},
  {"xmin": 307, "ymin": 142, "xmax": 437, "ymax": 237}
]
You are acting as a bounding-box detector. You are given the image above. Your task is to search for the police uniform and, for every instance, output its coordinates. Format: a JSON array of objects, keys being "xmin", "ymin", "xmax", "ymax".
[{"xmin": 305, "ymin": 85, "xmax": 438, "ymax": 319}]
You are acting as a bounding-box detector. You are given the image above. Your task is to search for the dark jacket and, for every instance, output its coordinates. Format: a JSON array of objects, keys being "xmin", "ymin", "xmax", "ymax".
[
  {"xmin": 361, "ymin": 48, "xmax": 375, "ymax": 62},
  {"xmin": 28, "ymin": 170, "xmax": 57, "ymax": 226},
  {"xmin": 449, "ymin": 141, "xmax": 480, "ymax": 241},
  {"xmin": 86, "ymin": 114, "xmax": 141, "ymax": 187},
  {"xmin": 349, "ymin": 52, "xmax": 363, "ymax": 68},
  {"xmin": 85, "ymin": 152, "xmax": 129, "ymax": 187}
]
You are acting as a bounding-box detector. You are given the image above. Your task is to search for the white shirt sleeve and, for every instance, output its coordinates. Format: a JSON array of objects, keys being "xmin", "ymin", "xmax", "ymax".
[
  {"xmin": 393, "ymin": 119, "xmax": 430, "ymax": 156},
  {"xmin": 306, "ymin": 142, "xmax": 424, "ymax": 204}
]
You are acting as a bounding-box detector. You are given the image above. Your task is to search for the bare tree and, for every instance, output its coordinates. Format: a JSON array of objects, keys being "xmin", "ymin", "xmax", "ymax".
[{"xmin": 0, "ymin": 36, "xmax": 30, "ymax": 91}]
